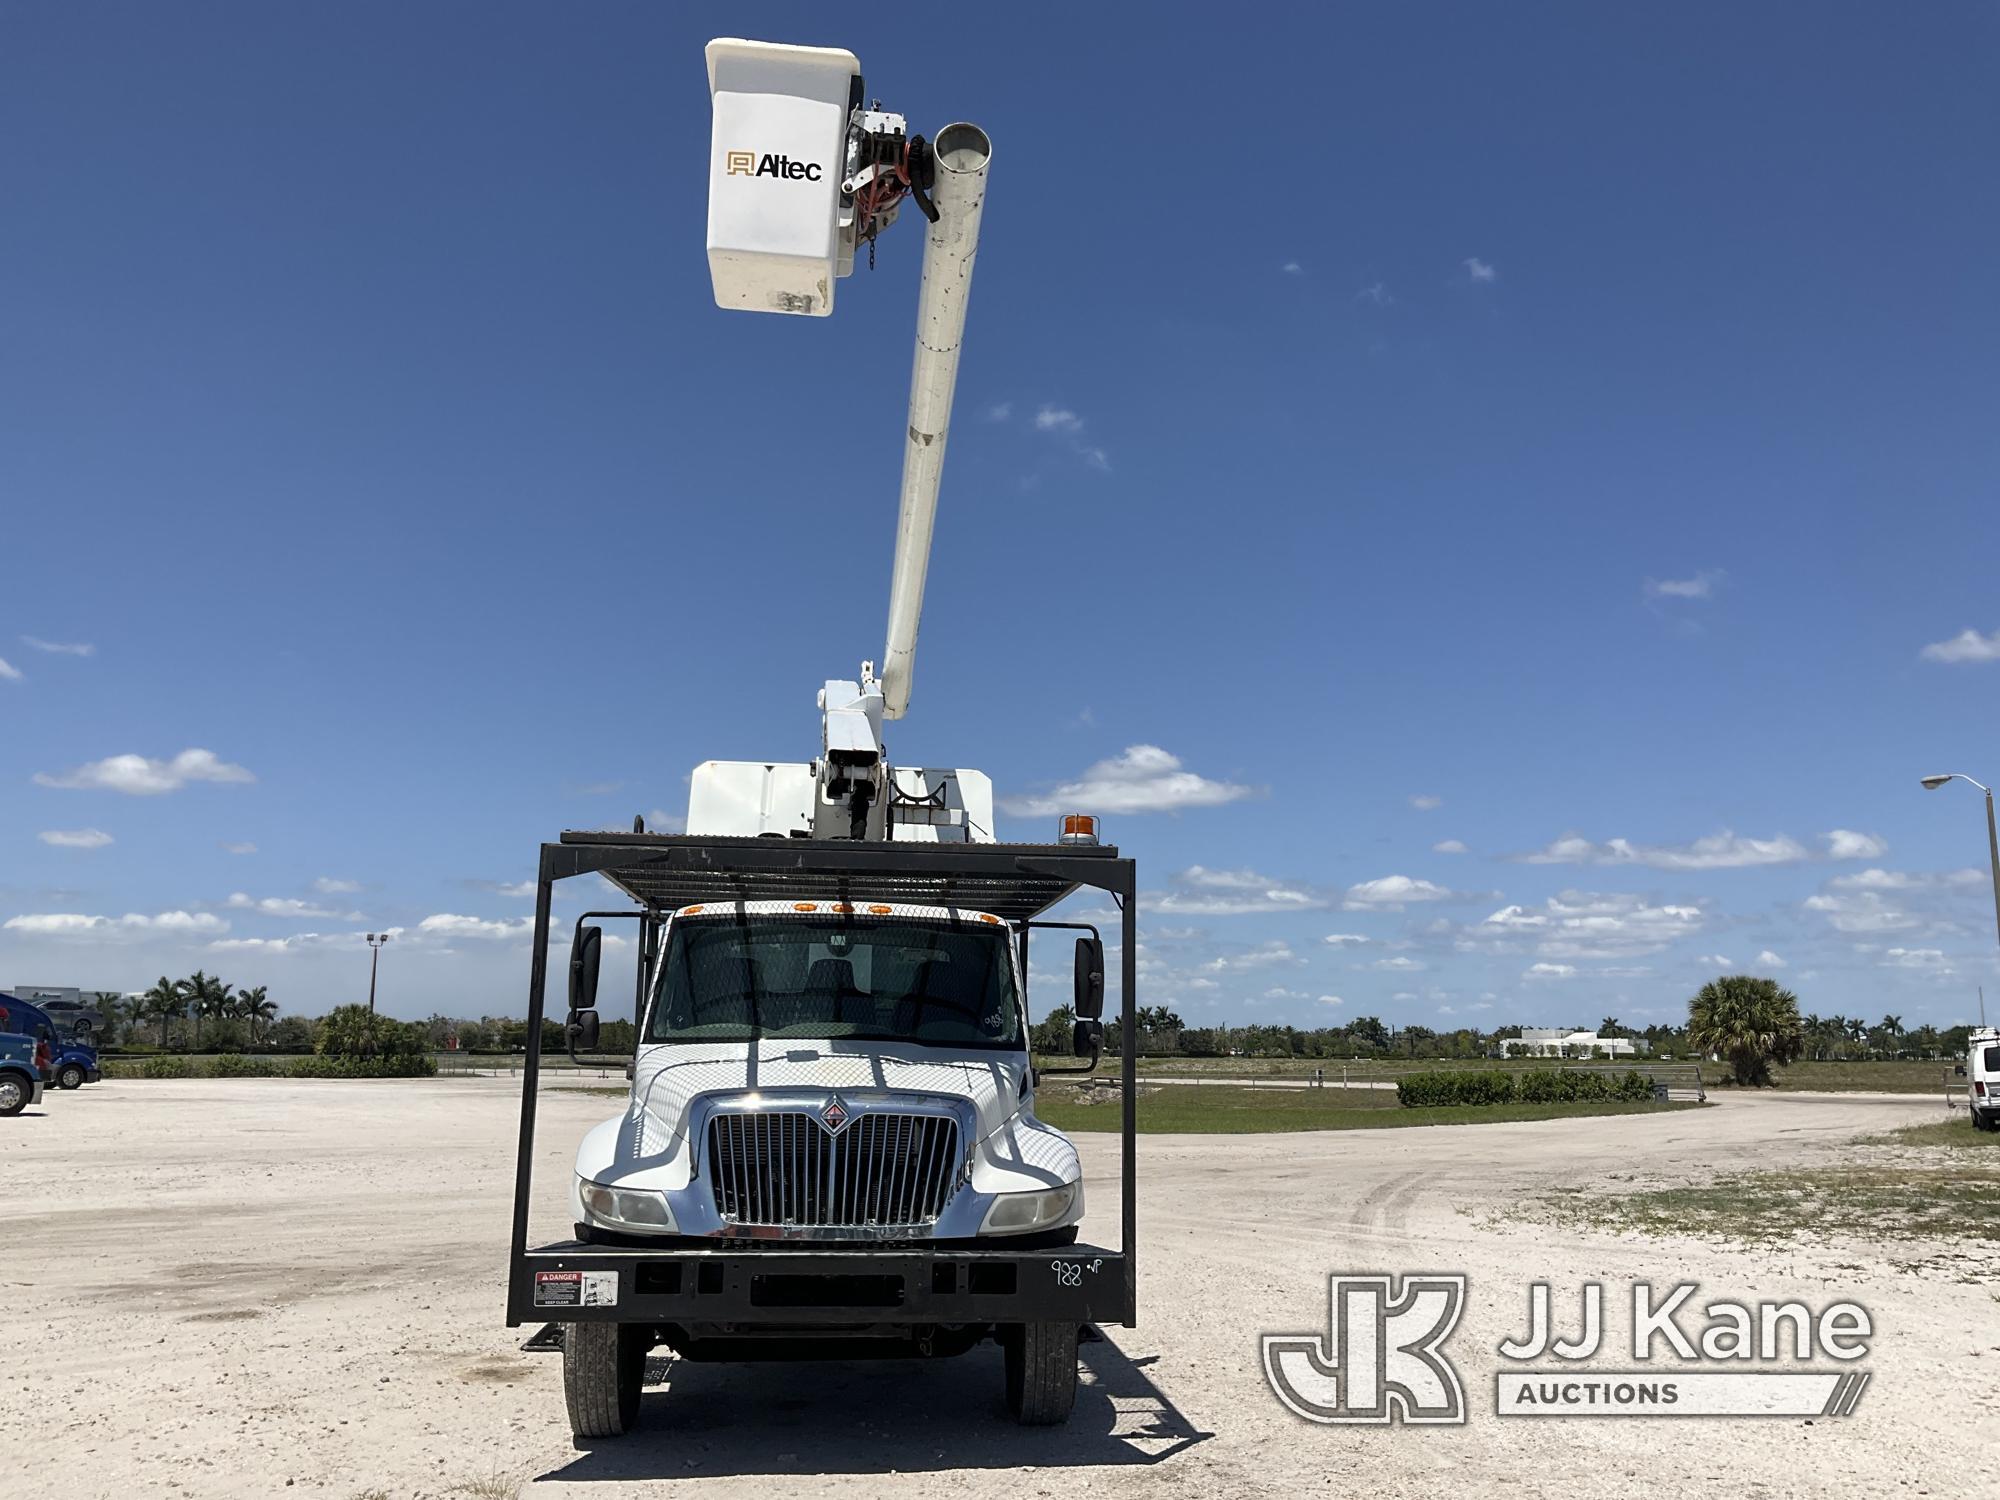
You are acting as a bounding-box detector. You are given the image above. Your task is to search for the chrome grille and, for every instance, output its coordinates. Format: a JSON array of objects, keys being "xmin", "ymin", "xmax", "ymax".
[{"xmin": 707, "ymin": 1112, "xmax": 962, "ymax": 1229}]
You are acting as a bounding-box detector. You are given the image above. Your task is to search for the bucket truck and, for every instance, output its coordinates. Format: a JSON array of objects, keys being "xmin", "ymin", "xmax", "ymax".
[{"xmin": 504, "ymin": 39, "xmax": 1139, "ymax": 1438}]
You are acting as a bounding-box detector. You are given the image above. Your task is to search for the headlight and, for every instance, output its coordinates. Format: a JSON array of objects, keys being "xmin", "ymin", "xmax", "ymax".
[
  {"xmin": 577, "ymin": 1178, "xmax": 675, "ymax": 1233},
  {"xmin": 979, "ymin": 1182, "xmax": 1079, "ymax": 1235}
]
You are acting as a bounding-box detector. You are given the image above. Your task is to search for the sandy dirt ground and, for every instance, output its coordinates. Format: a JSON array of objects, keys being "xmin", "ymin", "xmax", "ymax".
[{"xmin": 1, "ymin": 1078, "xmax": 1991, "ymax": 1499}]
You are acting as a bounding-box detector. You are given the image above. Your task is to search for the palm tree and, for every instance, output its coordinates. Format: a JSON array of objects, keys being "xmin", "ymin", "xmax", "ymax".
[
  {"xmin": 175, "ymin": 971, "xmax": 234, "ymax": 1050},
  {"xmin": 139, "ymin": 976, "xmax": 181, "ymax": 1047},
  {"xmin": 238, "ymin": 986, "xmax": 277, "ymax": 1045},
  {"xmin": 1688, "ymin": 975, "xmax": 1806, "ymax": 1086}
]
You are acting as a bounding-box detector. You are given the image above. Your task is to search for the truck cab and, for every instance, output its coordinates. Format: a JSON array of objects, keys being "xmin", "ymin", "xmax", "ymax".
[
  {"xmin": 506, "ymin": 828, "xmax": 1136, "ymax": 1440},
  {"xmin": 573, "ymin": 899, "xmax": 1083, "ymax": 1249},
  {"xmin": 0, "ymin": 995, "xmax": 61, "ymax": 1087},
  {"xmin": 1968, "ymin": 1028, "xmax": 2000, "ymax": 1130},
  {"xmin": 0, "ymin": 1033, "xmax": 47, "ymax": 1117}
]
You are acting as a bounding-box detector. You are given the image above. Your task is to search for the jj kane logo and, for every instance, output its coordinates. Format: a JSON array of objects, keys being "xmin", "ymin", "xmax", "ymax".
[
  {"xmin": 1265, "ymin": 1275, "xmax": 1874, "ymax": 1425},
  {"xmin": 726, "ymin": 149, "xmax": 824, "ymax": 182},
  {"xmin": 1263, "ymin": 1274, "xmax": 1468, "ymax": 1425}
]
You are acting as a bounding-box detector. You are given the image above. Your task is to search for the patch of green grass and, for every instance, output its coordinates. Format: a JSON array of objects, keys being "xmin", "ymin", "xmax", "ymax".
[
  {"xmin": 1726, "ymin": 1059, "xmax": 1960, "ymax": 1094},
  {"xmin": 1033, "ymin": 1085, "xmax": 1701, "ymax": 1134},
  {"xmin": 1543, "ymin": 1166, "xmax": 2000, "ymax": 1245},
  {"xmin": 1869, "ymin": 1117, "xmax": 2000, "ymax": 1150}
]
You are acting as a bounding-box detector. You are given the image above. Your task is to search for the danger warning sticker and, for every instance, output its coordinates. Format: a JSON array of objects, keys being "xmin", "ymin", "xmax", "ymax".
[{"xmin": 534, "ymin": 1270, "xmax": 620, "ymax": 1308}]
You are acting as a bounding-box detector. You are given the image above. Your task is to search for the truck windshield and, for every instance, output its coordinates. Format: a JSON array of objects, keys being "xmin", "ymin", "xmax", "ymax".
[{"xmin": 645, "ymin": 915, "xmax": 1020, "ymax": 1050}]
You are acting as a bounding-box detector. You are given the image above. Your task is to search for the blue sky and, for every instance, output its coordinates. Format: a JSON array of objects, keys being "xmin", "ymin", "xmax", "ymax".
[{"xmin": 4, "ymin": 3, "xmax": 1997, "ymax": 1031}]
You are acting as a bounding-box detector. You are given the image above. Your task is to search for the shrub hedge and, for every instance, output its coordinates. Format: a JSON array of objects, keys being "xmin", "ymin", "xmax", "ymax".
[
  {"xmin": 110, "ymin": 1052, "xmax": 437, "ymax": 1080},
  {"xmin": 1397, "ymin": 1068, "xmax": 1655, "ymax": 1108}
]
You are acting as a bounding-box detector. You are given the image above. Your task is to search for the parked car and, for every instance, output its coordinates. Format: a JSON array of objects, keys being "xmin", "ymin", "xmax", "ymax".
[
  {"xmin": 0, "ymin": 1033, "xmax": 46, "ymax": 1116},
  {"xmin": 33, "ymin": 997, "xmax": 106, "ymax": 1039}
]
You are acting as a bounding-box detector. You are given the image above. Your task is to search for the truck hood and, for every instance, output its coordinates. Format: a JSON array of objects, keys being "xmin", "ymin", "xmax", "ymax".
[{"xmin": 631, "ymin": 1040, "xmax": 1029, "ymax": 1152}]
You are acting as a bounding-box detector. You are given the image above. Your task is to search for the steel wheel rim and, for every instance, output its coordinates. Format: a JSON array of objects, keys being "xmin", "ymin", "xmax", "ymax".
[{"xmin": 0, "ymin": 1079, "xmax": 22, "ymax": 1111}]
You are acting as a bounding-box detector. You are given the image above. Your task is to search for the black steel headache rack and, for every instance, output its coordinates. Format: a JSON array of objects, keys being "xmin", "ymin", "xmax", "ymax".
[{"xmin": 505, "ymin": 832, "xmax": 1139, "ymax": 1331}]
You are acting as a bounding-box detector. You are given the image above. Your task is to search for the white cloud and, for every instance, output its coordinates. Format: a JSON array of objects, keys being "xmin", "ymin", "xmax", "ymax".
[
  {"xmin": 1198, "ymin": 941, "xmax": 1302, "ymax": 974},
  {"xmin": 1474, "ymin": 892, "xmax": 1703, "ymax": 959},
  {"xmin": 34, "ymin": 748, "xmax": 254, "ymax": 796},
  {"xmin": 1281, "ymin": 261, "xmax": 1303, "ymax": 275},
  {"xmin": 415, "ymin": 913, "xmax": 535, "ymax": 942},
  {"xmin": 0, "ymin": 657, "xmax": 20, "ymax": 682},
  {"xmin": 1881, "ymin": 947, "xmax": 1953, "ymax": 976},
  {"xmin": 1520, "ymin": 829, "xmax": 1813, "ymax": 870},
  {"xmin": 985, "ymin": 401, "xmax": 1013, "ymax": 422},
  {"xmin": 1431, "ymin": 839, "xmax": 1468, "ymax": 854},
  {"xmin": 226, "ymin": 893, "xmax": 360, "ymax": 921},
  {"xmin": 1802, "ymin": 890, "xmax": 1916, "ymax": 934},
  {"xmin": 646, "ymin": 809, "xmax": 686, "ymax": 834},
  {"xmin": 1316, "ymin": 995, "xmax": 1344, "ymax": 1007},
  {"xmin": 37, "ymin": 829, "xmax": 113, "ymax": 849},
  {"xmin": 1803, "ymin": 867, "xmax": 1980, "ymax": 937},
  {"xmin": 1824, "ymin": 830, "xmax": 1888, "ymax": 860},
  {"xmin": 1697, "ymin": 953, "xmax": 1735, "ymax": 968},
  {"xmin": 210, "ymin": 932, "xmax": 342, "ymax": 954},
  {"xmin": 1322, "ymin": 933, "xmax": 1370, "ymax": 947},
  {"xmin": 2, "ymin": 910, "xmax": 228, "ymax": 939},
  {"xmin": 1644, "ymin": 570, "xmax": 1723, "ymax": 601},
  {"xmin": 1755, "ymin": 949, "xmax": 1786, "ymax": 969},
  {"xmin": 1357, "ymin": 282, "xmax": 1392, "ymax": 305},
  {"xmin": 1524, "ymin": 962, "xmax": 1576, "ymax": 980},
  {"xmin": 1342, "ymin": 875, "xmax": 1458, "ymax": 910},
  {"xmin": 1464, "ymin": 257, "xmax": 1496, "ymax": 283},
  {"xmin": 1033, "ymin": 406, "xmax": 1082, "ymax": 433},
  {"xmin": 1409, "ymin": 794, "xmax": 1442, "ymax": 811},
  {"xmin": 313, "ymin": 877, "xmax": 361, "ymax": 895},
  {"xmin": 1003, "ymin": 745, "xmax": 1257, "ymax": 818},
  {"xmin": 221, "ymin": 841, "xmax": 257, "ymax": 855},
  {"xmin": 1079, "ymin": 445, "xmax": 1112, "ymax": 472},
  {"xmin": 1919, "ymin": 628, "xmax": 2000, "ymax": 664},
  {"xmin": 1827, "ymin": 867, "xmax": 1981, "ymax": 892},
  {"xmin": 1369, "ymin": 956, "xmax": 1425, "ymax": 972},
  {"xmin": 22, "ymin": 636, "xmax": 94, "ymax": 656}
]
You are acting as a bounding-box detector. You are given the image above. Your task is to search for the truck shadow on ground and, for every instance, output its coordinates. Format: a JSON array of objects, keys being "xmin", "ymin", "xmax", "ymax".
[{"xmin": 539, "ymin": 1332, "xmax": 1210, "ymax": 1481}]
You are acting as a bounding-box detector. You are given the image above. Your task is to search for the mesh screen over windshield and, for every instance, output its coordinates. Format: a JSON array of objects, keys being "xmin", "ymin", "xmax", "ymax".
[{"xmin": 645, "ymin": 915, "xmax": 1020, "ymax": 1049}]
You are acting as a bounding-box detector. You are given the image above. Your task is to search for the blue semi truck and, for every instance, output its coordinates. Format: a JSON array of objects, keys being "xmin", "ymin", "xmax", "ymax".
[{"xmin": 0, "ymin": 993, "xmax": 99, "ymax": 1092}]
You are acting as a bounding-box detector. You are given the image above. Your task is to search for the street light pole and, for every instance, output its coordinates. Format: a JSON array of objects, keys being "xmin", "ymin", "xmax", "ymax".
[
  {"xmin": 1920, "ymin": 772, "xmax": 2000, "ymax": 1028},
  {"xmin": 365, "ymin": 932, "xmax": 391, "ymax": 1014}
]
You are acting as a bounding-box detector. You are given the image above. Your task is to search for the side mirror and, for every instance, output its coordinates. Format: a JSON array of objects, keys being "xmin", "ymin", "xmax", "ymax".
[
  {"xmin": 567, "ymin": 1008, "xmax": 601, "ymax": 1052},
  {"xmin": 1072, "ymin": 1019, "xmax": 1102, "ymax": 1059},
  {"xmin": 570, "ymin": 925, "xmax": 602, "ymax": 1013},
  {"xmin": 1073, "ymin": 936, "xmax": 1104, "ymax": 1021}
]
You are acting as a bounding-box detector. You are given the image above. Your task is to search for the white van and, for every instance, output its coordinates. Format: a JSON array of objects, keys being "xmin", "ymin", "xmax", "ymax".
[{"xmin": 1968, "ymin": 1028, "xmax": 2000, "ymax": 1130}]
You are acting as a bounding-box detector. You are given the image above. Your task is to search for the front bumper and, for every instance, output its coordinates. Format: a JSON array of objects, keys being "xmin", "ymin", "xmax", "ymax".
[{"xmin": 508, "ymin": 1241, "xmax": 1130, "ymax": 1329}]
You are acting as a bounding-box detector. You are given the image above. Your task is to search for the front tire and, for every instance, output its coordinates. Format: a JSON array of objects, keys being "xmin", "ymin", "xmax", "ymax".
[
  {"xmin": 57, "ymin": 1064, "xmax": 86, "ymax": 1091},
  {"xmin": 0, "ymin": 1075, "xmax": 28, "ymax": 1117},
  {"xmin": 563, "ymin": 1321, "xmax": 648, "ymax": 1438},
  {"xmin": 1002, "ymin": 1321, "xmax": 1079, "ymax": 1425}
]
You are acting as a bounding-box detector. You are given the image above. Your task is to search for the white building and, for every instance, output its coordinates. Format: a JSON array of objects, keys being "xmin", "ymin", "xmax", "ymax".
[{"xmin": 1500, "ymin": 1027, "xmax": 1646, "ymax": 1060}]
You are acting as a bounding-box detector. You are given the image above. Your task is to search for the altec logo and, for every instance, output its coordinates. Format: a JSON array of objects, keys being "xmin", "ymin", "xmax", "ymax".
[{"xmin": 726, "ymin": 150, "xmax": 824, "ymax": 182}]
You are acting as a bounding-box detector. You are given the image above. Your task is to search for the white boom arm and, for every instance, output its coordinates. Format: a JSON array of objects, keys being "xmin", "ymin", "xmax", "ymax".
[
  {"xmin": 879, "ymin": 122, "xmax": 991, "ymax": 720},
  {"xmin": 704, "ymin": 40, "xmax": 992, "ymax": 833}
]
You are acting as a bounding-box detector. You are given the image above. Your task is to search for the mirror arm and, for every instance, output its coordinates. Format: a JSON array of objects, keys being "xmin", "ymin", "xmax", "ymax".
[
  {"xmin": 1036, "ymin": 1028, "xmax": 1103, "ymax": 1078},
  {"xmin": 1035, "ymin": 1048, "xmax": 1100, "ymax": 1078}
]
